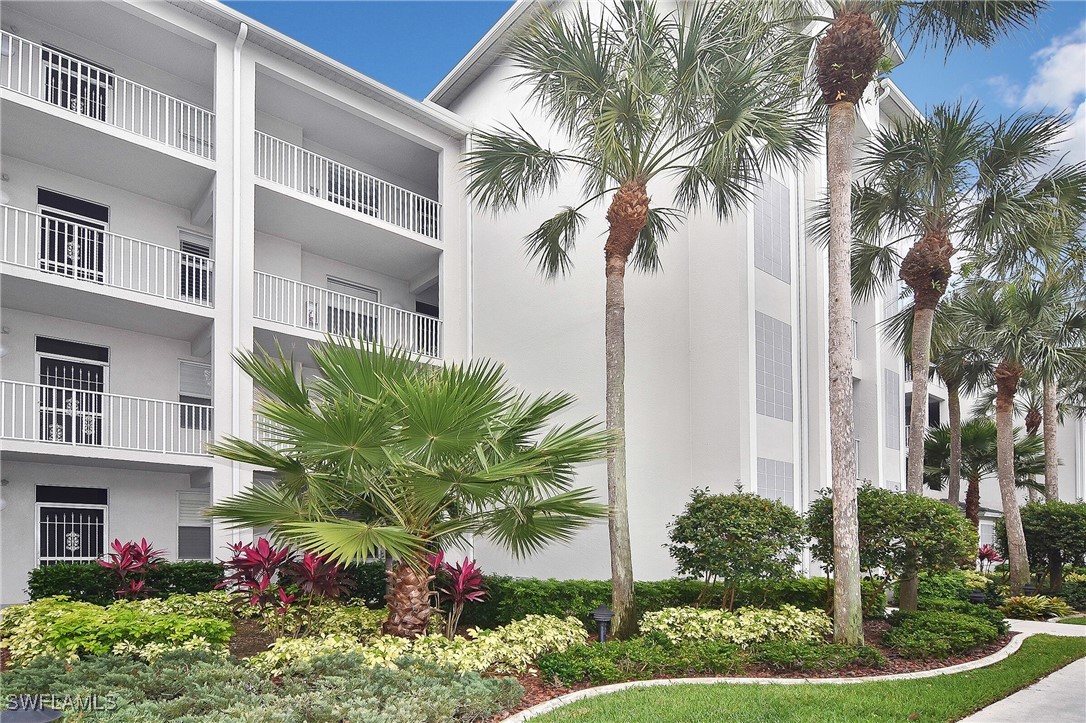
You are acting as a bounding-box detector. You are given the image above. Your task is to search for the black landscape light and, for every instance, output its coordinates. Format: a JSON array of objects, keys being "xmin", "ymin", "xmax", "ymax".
[{"xmin": 591, "ymin": 604, "xmax": 614, "ymax": 643}]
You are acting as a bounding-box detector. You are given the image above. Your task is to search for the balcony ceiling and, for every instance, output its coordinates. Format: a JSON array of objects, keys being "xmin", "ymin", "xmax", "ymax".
[
  {"xmin": 256, "ymin": 72, "xmax": 439, "ymax": 198},
  {"xmin": 1, "ymin": 97, "xmax": 215, "ymax": 211},
  {"xmin": 4, "ymin": 1, "xmax": 214, "ymax": 88},
  {"xmin": 1, "ymin": 273, "xmax": 212, "ymax": 343},
  {"xmin": 255, "ymin": 184, "xmax": 441, "ymax": 280}
]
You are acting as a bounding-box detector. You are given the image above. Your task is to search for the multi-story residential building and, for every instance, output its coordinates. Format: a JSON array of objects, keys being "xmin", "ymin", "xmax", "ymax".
[
  {"xmin": 0, "ymin": 0, "xmax": 469, "ymax": 605},
  {"xmin": 1, "ymin": 0, "xmax": 1082, "ymax": 604},
  {"xmin": 429, "ymin": 1, "xmax": 1086, "ymax": 580}
]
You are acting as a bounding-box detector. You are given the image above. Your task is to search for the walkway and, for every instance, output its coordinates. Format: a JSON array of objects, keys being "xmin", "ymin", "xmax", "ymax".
[{"xmin": 960, "ymin": 619, "xmax": 1086, "ymax": 723}]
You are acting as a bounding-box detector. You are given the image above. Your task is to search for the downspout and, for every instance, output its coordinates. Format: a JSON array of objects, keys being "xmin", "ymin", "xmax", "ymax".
[
  {"xmin": 231, "ymin": 22, "xmax": 248, "ymax": 513},
  {"xmin": 465, "ymin": 131, "xmax": 475, "ymax": 560},
  {"xmin": 795, "ymin": 168, "xmax": 810, "ymax": 575}
]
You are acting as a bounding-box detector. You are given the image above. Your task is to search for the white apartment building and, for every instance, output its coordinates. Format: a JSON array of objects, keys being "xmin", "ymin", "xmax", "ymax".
[
  {"xmin": 430, "ymin": 1, "xmax": 1086, "ymax": 580},
  {"xmin": 0, "ymin": 0, "xmax": 469, "ymax": 605},
  {"xmin": 1, "ymin": 0, "xmax": 1082, "ymax": 604}
]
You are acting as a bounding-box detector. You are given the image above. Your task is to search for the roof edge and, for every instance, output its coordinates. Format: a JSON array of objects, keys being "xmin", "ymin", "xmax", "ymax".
[{"xmin": 168, "ymin": 0, "xmax": 470, "ymax": 138}]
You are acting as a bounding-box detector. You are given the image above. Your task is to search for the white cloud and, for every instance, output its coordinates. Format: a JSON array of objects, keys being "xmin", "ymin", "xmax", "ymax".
[
  {"xmin": 985, "ymin": 75, "xmax": 1021, "ymax": 106},
  {"xmin": 1020, "ymin": 21, "xmax": 1086, "ymax": 109}
]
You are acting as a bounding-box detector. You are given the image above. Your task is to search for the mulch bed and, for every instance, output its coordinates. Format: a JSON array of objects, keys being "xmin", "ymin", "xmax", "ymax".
[
  {"xmin": 229, "ymin": 619, "xmax": 277, "ymax": 659},
  {"xmin": 489, "ymin": 621, "xmax": 1016, "ymax": 720}
]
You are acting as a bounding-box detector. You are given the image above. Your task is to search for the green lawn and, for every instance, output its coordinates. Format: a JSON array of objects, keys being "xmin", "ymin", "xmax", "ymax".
[
  {"xmin": 1056, "ymin": 616, "xmax": 1086, "ymax": 625},
  {"xmin": 533, "ymin": 635, "xmax": 1086, "ymax": 723}
]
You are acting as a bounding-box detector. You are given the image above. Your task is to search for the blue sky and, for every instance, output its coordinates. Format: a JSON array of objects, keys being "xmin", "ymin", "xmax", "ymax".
[{"xmin": 226, "ymin": 0, "xmax": 1085, "ymax": 161}]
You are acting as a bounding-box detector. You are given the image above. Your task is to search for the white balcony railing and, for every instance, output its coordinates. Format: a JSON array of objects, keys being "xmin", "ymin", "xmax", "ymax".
[
  {"xmin": 254, "ymin": 271, "xmax": 443, "ymax": 359},
  {"xmin": 253, "ymin": 413, "xmax": 287, "ymax": 451},
  {"xmin": 254, "ymin": 131, "xmax": 441, "ymax": 240},
  {"xmin": 1, "ymin": 205, "xmax": 213, "ymax": 306},
  {"xmin": 1, "ymin": 380, "xmax": 212, "ymax": 455},
  {"xmin": 852, "ymin": 318, "xmax": 859, "ymax": 359},
  {"xmin": 0, "ymin": 31, "xmax": 214, "ymax": 159}
]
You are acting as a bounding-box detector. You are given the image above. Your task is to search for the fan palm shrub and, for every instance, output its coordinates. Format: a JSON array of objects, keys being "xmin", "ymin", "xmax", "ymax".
[
  {"xmin": 465, "ymin": 0, "xmax": 818, "ymax": 637},
  {"xmin": 923, "ymin": 418, "xmax": 1044, "ymax": 525},
  {"xmin": 208, "ymin": 342, "xmax": 610, "ymax": 638}
]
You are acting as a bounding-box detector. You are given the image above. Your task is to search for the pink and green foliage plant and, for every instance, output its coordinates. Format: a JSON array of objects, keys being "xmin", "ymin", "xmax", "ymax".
[
  {"xmin": 286, "ymin": 551, "xmax": 354, "ymax": 601},
  {"xmin": 98, "ymin": 538, "xmax": 165, "ymax": 600},
  {"xmin": 428, "ymin": 552, "xmax": 487, "ymax": 639},
  {"xmin": 218, "ymin": 538, "xmax": 293, "ymax": 609},
  {"xmin": 978, "ymin": 544, "xmax": 1003, "ymax": 573}
]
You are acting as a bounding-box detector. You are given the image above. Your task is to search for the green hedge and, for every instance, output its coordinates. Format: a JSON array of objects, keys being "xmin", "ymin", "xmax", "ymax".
[
  {"xmin": 27, "ymin": 562, "xmax": 224, "ymax": 606},
  {"xmin": 459, "ymin": 576, "xmax": 885, "ymax": 629}
]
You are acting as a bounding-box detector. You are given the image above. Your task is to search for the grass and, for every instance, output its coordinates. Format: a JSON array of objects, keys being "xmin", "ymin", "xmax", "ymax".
[
  {"xmin": 533, "ymin": 635, "xmax": 1086, "ymax": 723},
  {"xmin": 1056, "ymin": 616, "xmax": 1086, "ymax": 625}
]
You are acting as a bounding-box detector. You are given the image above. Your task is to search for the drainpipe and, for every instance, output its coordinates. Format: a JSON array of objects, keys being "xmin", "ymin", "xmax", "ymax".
[
  {"xmin": 464, "ymin": 131, "xmax": 475, "ymax": 560},
  {"xmin": 230, "ymin": 23, "xmax": 248, "ymax": 528}
]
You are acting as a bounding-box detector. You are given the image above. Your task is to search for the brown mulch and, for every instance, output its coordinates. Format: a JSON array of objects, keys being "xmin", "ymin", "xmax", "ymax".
[
  {"xmin": 488, "ymin": 621, "xmax": 1016, "ymax": 720},
  {"xmin": 229, "ymin": 619, "xmax": 277, "ymax": 659}
]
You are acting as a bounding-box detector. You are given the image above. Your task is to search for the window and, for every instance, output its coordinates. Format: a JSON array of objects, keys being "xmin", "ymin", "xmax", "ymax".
[
  {"xmin": 979, "ymin": 521, "xmax": 995, "ymax": 549},
  {"xmin": 757, "ymin": 458, "xmax": 794, "ymax": 506},
  {"xmin": 177, "ymin": 489, "xmax": 211, "ymax": 560},
  {"xmin": 884, "ymin": 369, "xmax": 901, "ymax": 450},
  {"xmin": 179, "ymin": 361, "xmax": 212, "ymax": 430},
  {"xmin": 36, "ymin": 485, "xmax": 107, "ymax": 566},
  {"xmin": 179, "ymin": 231, "xmax": 212, "ymax": 303},
  {"xmin": 38, "ymin": 188, "xmax": 108, "ymax": 283},
  {"xmin": 755, "ymin": 311, "xmax": 793, "ymax": 420},
  {"xmin": 41, "ymin": 46, "xmax": 113, "ymax": 122},
  {"xmin": 326, "ymin": 277, "xmax": 379, "ymax": 341},
  {"xmin": 753, "ymin": 179, "xmax": 790, "ymax": 283},
  {"xmin": 37, "ymin": 336, "xmax": 108, "ymax": 445}
]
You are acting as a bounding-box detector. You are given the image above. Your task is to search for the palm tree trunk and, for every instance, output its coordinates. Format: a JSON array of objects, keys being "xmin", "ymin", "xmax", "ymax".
[
  {"xmin": 994, "ymin": 361, "xmax": 1030, "ymax": 594},
  {"xmin": 906, "ymin": 305, "xmax": 937, "ymax": 494},
  {"xmin": 826, "ymin": 101, "xmax": 863, "ymax": 645},
  {"xmin": 383, "ymin": 557, "xmax": 434, "ymax": 639},
  {"xmin": 965, "ymin": 475, "xmax": 980, "ymax": 527},
  {"xmin": 1043, "ymin": 378, "xmax": 1059, "ymax": 501},
  {"xmin": 603, "ymin": 179, "xmax": 648, "ymax": 640},
  {"xmin": 947, "ymin": 378, "xmax": 962, "ymax": 506}
]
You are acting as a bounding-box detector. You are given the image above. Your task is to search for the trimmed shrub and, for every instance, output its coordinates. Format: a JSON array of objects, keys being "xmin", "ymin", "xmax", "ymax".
[
  {"xmin": 915, "ymin": 570, "xmax": 991, "ymax": 602},
  {"xmin": 1060, "ymin": 578, "xmax": 1086, "ymax": 612},
  {"xmin": 0, "ymin": 596, "xmax": 233, "ymax": 666},
  {"xmin": 1000, "ymin": 595, "xmax": 1074, "ymax": 621},
  {"xmin": 459, "ymin": 576, "xmax": 885, "ymax": 629},
  {"xmin": 884, "ymin": 610, "xmax": 1000, "ymax": 659},
  {"xmin": 1, "ymin": 650, "xmax": 523, "ymax": 722},
  {"xmin": 916, "ymin": 597, "xmax": 1008, "ymax": 633},
  {"xmin": 750, "ymin": 641, "xmax": 886, "ymax": 672},
  {"xmin": 27, "ymin": 561, "xmax": 223, "ymax": 605},
  {"xmin": 639, "ymin": 605, "xmax": 832, "ymax": 646},
  {"xmin": 248, "ymin": 614, "xmax": 587, "ymax": 676},
  {"xmin": 537, "ymin": 638, "xmax": 743, "ymax": 685}
]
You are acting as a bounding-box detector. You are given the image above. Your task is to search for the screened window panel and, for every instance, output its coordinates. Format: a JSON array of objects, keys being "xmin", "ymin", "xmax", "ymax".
[
  {"xmin": 755, "ymin": 312, "xmax": 793, "ymax": 420},
  {"xmin": 178, "ymin": 527, "xmax": 211, "ymax": 560},
  {"xmin": 752, "ymin": 179, "xmax": 791, "ymax": 283},
  {"xmin": 756, "ymin": 457, "xmax": 794, "ymax": 506},
  {"xmin": 884, "ymin": 369, "xmax": 902, "ymax": 450},
  {"xmin": 179, "ymin": 361, "xmax": 213, "ymax": 400}
]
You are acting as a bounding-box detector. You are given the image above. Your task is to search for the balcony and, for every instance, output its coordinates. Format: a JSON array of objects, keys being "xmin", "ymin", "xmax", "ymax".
[
  {"xmin": 1, "ymin": 31, "xmax": 214, "ymax": 160},
  {"xmin": 1, "ymin": 380, "xmax": 212, "ymax": 457},
  {"xmin": 254, "ymin": 271, "xmax": 443, "ymax": 359},
  {"xmin": 254, "ymin": 131, "xmax": 440, "ymax": 241},
  {"xmin": 2, "ymin": 205, "xmax": 213, "ymax": 307}
]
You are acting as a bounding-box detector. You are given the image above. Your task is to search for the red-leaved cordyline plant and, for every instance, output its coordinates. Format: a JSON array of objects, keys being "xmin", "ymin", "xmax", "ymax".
[
  {"xmin": 286, "ymin": 551, "xmax": 355, "ymax": 601},
  {"xmin": 98, "ymin": 538, "xmax": 165, "ymax": 600},
  {"xmin": 978, "ymin": 544, "xmax": 1003, "ymax": 573},
  {"xmin": 218, "ymin": 537, "xmax": 293, "ymax": 609},
  {"xmin": 428, "ymin": 554, "xmax": 487, "ymax": 639}
]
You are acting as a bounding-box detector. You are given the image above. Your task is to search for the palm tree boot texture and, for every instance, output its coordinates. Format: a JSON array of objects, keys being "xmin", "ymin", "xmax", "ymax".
[
  {"xmin": 383, "ymin": 561, "xmax": 436, "ymax": 639},
  {"xmin": 814, "ymin": 10, "xmax": 883, "ymax": 105},
  {"xmin": 604, "ymin": 180, "xmax": 650, "ymax": 264},
  {"xmin": 900, "ymin": 233, "xmax": 955, "ymax": 309}
]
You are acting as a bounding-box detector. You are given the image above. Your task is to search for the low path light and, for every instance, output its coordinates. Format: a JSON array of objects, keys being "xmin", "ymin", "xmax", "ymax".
[{"xmin": 591, "ymin": 604, "xmax": 614, "ymax": 643}]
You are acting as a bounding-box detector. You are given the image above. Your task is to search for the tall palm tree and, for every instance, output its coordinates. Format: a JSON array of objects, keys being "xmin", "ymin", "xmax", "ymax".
[
  {"xmin": 208, "ymin": 342, "xmax": 610, "ymax": 638},
  {"xmin": 923, "ymin": 418, "xmax": 1044, "ymax": 525},
  {"xmin": 464, "ymin": 1, "xmax": 817, "ymax": 638},
  {"xmin": 950, "ymin": 281, "xmax": 1086, "ymax": 592},
  {"xmin": 844, "ymin": 106, "xmax": 1076, "ymax": 609},
  {"xmin": 808, "ymin": 0, "xmax": 1044, "ymax": 643}
]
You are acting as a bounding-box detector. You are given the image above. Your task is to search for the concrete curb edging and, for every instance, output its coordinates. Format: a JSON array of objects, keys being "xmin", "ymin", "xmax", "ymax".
[{"xmin": 503, "ymin": 632, "xmax": 1033, "ymax": 722}]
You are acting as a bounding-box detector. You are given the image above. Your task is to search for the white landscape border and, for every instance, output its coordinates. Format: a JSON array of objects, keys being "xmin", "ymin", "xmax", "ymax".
[{"xmin": 504, "ymin": 632, "xmax": 1034, "ymax": 721}]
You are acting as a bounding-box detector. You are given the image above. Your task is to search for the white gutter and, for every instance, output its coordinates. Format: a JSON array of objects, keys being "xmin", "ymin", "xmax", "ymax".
[{"xmin": 231, "ymin": 21, "xmax": 247, "ymax": 512}]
